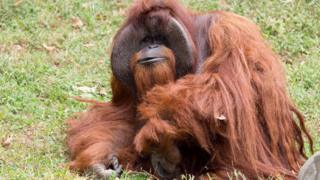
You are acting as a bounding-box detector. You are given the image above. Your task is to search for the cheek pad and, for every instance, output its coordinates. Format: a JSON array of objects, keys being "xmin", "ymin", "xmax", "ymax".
[{"xmin": 111, "ymin": 17, "xmax": 195, "ymax": 88}]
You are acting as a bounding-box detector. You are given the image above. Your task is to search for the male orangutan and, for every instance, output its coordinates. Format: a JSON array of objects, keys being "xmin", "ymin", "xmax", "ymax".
[{"xmin": 66, "ymin": 0, "xmax": 313, "ymax": 179}]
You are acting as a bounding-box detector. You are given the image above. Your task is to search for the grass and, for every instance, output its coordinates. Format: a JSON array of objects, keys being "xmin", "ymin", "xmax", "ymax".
[{"xmin": 0, "ymin": 0, "xmax": 319, "ymax": 179}]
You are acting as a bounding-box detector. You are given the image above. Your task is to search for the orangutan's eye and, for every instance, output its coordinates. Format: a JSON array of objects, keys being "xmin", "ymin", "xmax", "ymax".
[{"xmin": 142, "ymin": 36, "xmax": 152, "ymax": 43}]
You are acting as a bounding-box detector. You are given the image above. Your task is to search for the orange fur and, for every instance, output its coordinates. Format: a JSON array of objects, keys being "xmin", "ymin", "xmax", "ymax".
[
  {"xmin": 66, "ymin": 0, "xmax": 313, "ymax": 179},
  {"xmin": 130, "ymin": 47, "xmax": 176, "ymax": 98},
  {"xmin": 66, "ymin": 50, "xmax": 176, "ymax": 172},
  {"xmin": 135, "ymin": 11, "xmax": 313, "ymax": 179}
]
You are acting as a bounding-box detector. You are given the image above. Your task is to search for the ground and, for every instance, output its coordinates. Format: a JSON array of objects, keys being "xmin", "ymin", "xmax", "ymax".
[{"xmin": 0, "ymin": 0, "xmax": 319, "ymax": 179}]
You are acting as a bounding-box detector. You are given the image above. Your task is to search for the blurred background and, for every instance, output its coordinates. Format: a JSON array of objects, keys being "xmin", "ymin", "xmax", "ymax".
[{"xmin": 0, "ymin": 0, "xmax": 319, "ymax": 179}]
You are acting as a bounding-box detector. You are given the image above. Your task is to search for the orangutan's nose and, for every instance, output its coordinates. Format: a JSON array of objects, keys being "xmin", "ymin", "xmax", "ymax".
[{"xmin": 148, "ymin": 44, "xmax": 160, "ymax": 49}]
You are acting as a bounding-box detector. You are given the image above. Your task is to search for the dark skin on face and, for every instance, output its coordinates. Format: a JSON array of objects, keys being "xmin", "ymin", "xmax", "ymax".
[
  {"xmin": 150, "ymin": 143, "xmax": 181, "ymax": 179},
  {"xmin": 134, "ymin": 121, "xmax": 183, "ymax": 178},
  {"xmin": 148, "ymin": 140, "xmax": 207, "ymax": 179},
  {"xmin": 137, "ymin": 45, "xmax": 169, "ymax": 65},
  {"xmin": 131, "ymin": 45, "xmax": 173, "ymax": 66}
]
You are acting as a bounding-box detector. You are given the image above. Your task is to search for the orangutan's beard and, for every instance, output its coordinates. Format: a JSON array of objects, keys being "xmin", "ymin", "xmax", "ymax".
[{"xmin": 131, "ymin": 56, "xmax": 176, "ymax": 98}]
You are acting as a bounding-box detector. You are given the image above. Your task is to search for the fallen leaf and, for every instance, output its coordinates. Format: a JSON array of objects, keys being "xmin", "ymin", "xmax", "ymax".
[
  {"xmin": 14, "ymin": 0, "xmax": 23, "ymax": 7},
  {"xmin": 95, "ymin": 13, "xmax": 107, "ymax": 21},
  {"xmin": 99, "ymin": 88, "xmax": 107, "ymax": 96},
  {"xmin": 219, "ymin": 0, "xmax": 231, "ymax": 9},
  {"xmin": 98, "ymin": 59, "xmax": 105, "ymax": 64},
  {"xmin": 58, "ymin": 163, "xmax": 67, "ymax": 169},
  {"xmin": 1, "ymin": 137, "xmax": 13, "ymax": 148},
  {"xmin": 12, "ymin": 44, "xmax": 23, "ymax": 52},
  {"xmin": 43, "ymin": 43, "xmax": 56, "ymax": 53},
  {"xmin": 81, "ymin": 2, "xmax": 92, "ymax": 8},
  {"xmin": 118, "ymin": 8, "xmax": 126, "ymax": 16},
  {"xmin": 84, "ymin": 43, "xmax": 95, "ymax": 48},
  {"xmin": 0, "ymin": 44, "xmax": 5, "ymax": 53},
  {"xmin": 71, "ymin": 17, "xmax": 84, "ymax": 28},
  {"xmin": 75, "ymin": 86, "xmax": 96, "ymax": 93},
  {"xmin": 53, "ymin": 61, "xmax": 60, "ymax": 67}
]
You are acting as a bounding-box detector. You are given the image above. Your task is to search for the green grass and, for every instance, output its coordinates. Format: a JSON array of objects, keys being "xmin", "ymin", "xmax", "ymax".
[{"xmin": 0, "ymin": 0, "xmax": 319, "ymax": 179}]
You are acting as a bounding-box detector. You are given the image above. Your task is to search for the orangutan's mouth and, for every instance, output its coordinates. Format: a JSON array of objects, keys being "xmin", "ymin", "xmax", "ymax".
[{"xmin": 138, "ymin": 57, "xmax": 167, "ymax": 65}]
